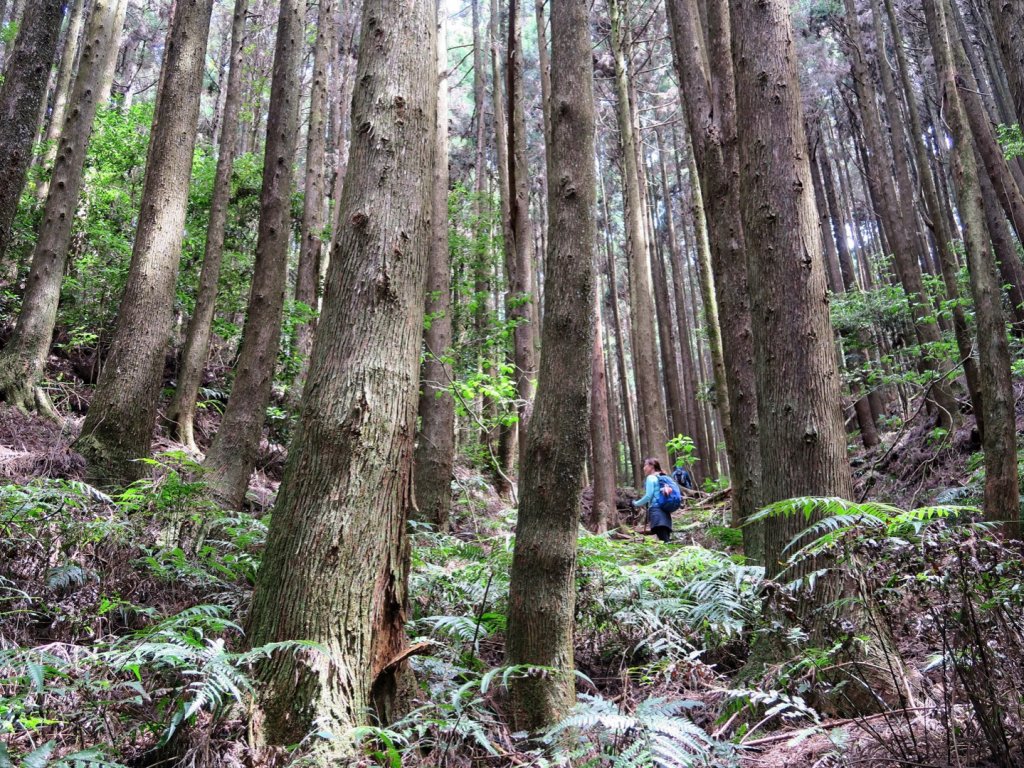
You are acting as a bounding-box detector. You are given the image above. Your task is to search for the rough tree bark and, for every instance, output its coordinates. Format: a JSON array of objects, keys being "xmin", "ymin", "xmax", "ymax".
[
  {"xmin": 730, "ymin": 0, "xmax": 853, "ymax": 569},
  {"xmin": 75, "ymin": 0, "xmax": 217, "ymax": 485},
  {"xmin": 505, "ymin": 0, "xmax": 595, "ymax": 730},
  {"xmin": 0, "ymin": 0, "xmax": 64, "ymax": 263},
  {"xmin": 165, "ymin": 0, "xmax": 250, "ymax": 452},
  {"xmin": 0, "ymin": 0, "xmax": 128, "ymax": 417},
  {"xmin": 202, "ymin": 0, "xmax": 304, "ymax": 508},
  {"xmin": 666, "ymin": 0, "xmax": 762, "ymax": 554},
  {"xmin": 413, "ymin": 2, "xmax": 455, "ymax": 531},
  {"xmin": 924, "ymin": 0, "xmax": 1020, "ymax": 541},
  {"xmin": 244, "ymin": 0, "xmax": 437, "ymax": 753}
]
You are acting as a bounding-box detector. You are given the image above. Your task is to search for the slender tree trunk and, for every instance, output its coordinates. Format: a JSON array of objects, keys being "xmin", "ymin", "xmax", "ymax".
[
  {"xmin": 35, "ymin": 0, "xmax": 88, "ymax": 202},
  {"xmin": 0, "ymin": 0, "xmax": 64, "ymax": 263},
  {"xmin": 842, "ymin": 0, "xmax": 957, "ymax": 430},
  {"xmin": 985, "ymin": 0, "xmax": 1024, "ymax": 125},
  {"xmin": 75, "ymin": 0, "xmax": 216, "ymax": 484},
  {"xmin": 506, "ymin": 0, "xmax": 537, "ymax": 446},
  {"xmin": 924, "ymin": 0, "xmax": 1019, "ymax": 541},
  {"xmin": 591, "ymin": 280, "xmax": 616, "ymax": 534},
  {"xmin": 506, "ymin": 0, "xmax": 594, "ymax": 729},
  {"xmin": 165, "ymin": 0, "xmax": 249, "ymax": 451},
  {"xmin": 978, "ymin": 147, "xmax": 1024, "ymax": 330},
  {"xmin": 245, "ymin": 0, "xmax": 436, "ymax": 753},
  {"xmin": 609, "ymin": 0, "xmax": 668, "ymax": 459},
  {"xmin": 291, "ymin": 0, "xmax": 335, "ymax": 402},
  {"xmin": 202, "ymin": 0, "xmax": 304, "ymax": 508},
  {"xmin": 731, "ymin": 0, "xmax": 853, "ymax": 572},
  {"xmin": 413, "ymin": 3, "xmax": 455, "ymax": 531},
  {"xmin": 599, "ymin": 159, "xmax": 641, "ymax": 485},
  {"xmin": 881, "ymin": 0, "xmax": 984, "ymax": 433},
  {"xmin": 0, "ymin": 0, "xmax": 128, "ymax": 416}
]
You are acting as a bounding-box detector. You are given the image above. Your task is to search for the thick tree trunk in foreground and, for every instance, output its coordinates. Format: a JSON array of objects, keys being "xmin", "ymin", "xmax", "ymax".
[
  {"xmin": 245, "ymin": 0, "xmax": 436, "ymax": 752},
  {"xmin": 75, "ymin": 0, "xmax": 216, "ymax": 485},
  {"xmin": 166, "ymin": 0, "xmax": 249, "ymax": 452},
  {"xmin": 506, "ymin": 0, "xmax": 595, "ymax": 731},
  {"xmin": 924, "ymin": 0, "xmax": 1020, "ymax": 541},
  {"xmin": 35, "ymin": 0, "xmax": 89, "ymax": 203},
  {"xmin": 413, "ymin": 4, "xmax": 455, "ymax": 531},
  {"xmin": 666, "ymin": 0, "xmax": 762, "ymax": 555},
  {"xmin": 0, "ymin": 0, "xmax": 63, "ymax": 263},
  {"xmin": 731, "ymin": 0, "xmax": 853, "ymax": 571},
  {"xmin": 202, "ymin": 0, "xmax": 304, "ymax": 508},
  {"xmin": 0, "ymin": 0, "xmax": 128, "ymax": 417}
]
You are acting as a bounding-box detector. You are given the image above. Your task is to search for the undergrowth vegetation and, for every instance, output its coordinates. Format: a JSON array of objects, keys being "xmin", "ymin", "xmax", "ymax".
[{"xmin": 2, "ymin": 462, "xmax": 1023, "ymax": 766}]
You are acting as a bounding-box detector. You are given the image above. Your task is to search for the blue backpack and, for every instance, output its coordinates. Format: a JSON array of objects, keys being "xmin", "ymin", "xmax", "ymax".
[{"xmin": 655, "ymin": 474, "xmax": 682, "ymax": 513}]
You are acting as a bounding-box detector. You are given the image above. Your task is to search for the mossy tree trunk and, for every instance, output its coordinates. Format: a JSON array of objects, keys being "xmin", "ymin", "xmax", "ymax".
[
  {"xmin": 505, "ymin": 0, "xmax": 595, "ymax": 731},
  {"xmin": 244, "ymin": 0, "xmax": 437, "ymax": 755},
  {"xmin": 75, "ymin": 0, "xmax": 217, "ymax": 485},
  {"xmin": 924, "ymin": 0, "xmax": 1020, "ymax": 541},
  {"xmin": 0, "ymin": 0, "xmax": 64, "ymax": 264},
  {"xmin": 0, "ymin": 0, "xmax": 128, "ymax": 417}
]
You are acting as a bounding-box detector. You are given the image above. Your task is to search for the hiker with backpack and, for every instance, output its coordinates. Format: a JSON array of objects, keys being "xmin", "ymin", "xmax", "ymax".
[
  {"xmin": 672, "ymin": 463, "xmax": 695, "ymax": 492},
  {"xmin": 631, "ymin": 457, "xmax": 683, "ymax": 542}
]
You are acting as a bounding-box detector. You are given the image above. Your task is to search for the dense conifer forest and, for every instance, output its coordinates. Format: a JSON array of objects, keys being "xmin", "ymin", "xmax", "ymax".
[{"xmin": 1, "ymin": 0, "xmax": 1024, "ymax": 765}]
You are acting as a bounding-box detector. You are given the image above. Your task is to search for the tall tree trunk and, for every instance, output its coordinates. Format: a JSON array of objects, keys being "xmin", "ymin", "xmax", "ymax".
[
  {"xmin": 599, "ymin": 158, "xmax": 641, "ymax": 485},
  {"xmin": 881, "ymin": 0, "xmax": 984, "ymax": 434},
  {"xmin": 75, "ymin": 0, "xmax": 216, "ymax": 484},
  {"xmin": 924, "ymin": 0, "xmax": 1020, "ymax": 542},
  {"xmin": 413, "ymin": 3, "xmax": 455, "ymax": 531},
  {"xmin": 291, "ymin": 0, "xmax": 335, "ymax": 402},
  {"xmin": 0, "ymin": 0, "xmax": 64, "ymax": 263},
  {"xmin": 0, "ymin": 0, "xmax": 128, "ymax": 416},
  {"xmin": 245, "ymin": 0, "xmax": 436, "ymax": 752},
  {"xmin": 506, "ymin": 0, "xmax": 594, "ymax": 730},
  {"xmin": 666, "ymin": 0, "xmax": 761, "ymax": 555},
  {"xmin": 35, "ymin": 0, "xmax": 88, "ymax": 203},
  {"xmin": 731, "ymin": 0, "xmax": 853, "ymax": 574},
  {"xmin": 985, "ymin": 0, "xmax": 1024, "ymax": 126},
  {"xmin": 609, "ymin": 0, "xmax": 668, "ymax": 459},
  {"xmin": 165, "ymin": 0, "xmax": 249, "ymax": 451},
  {"xmin": 202, "ymin": 0, "xmax": 304, "ymax": 508},
  {"xmin": 842, "ymin": 0, "xmax": 958, "ymax": 430},
  {"xmin": 506, "ymin": 0, "xmax": 537, "ymax": 447},
  {"xmin": 591, "ymin": 280, "xmax": 616, "ymax": 534}
]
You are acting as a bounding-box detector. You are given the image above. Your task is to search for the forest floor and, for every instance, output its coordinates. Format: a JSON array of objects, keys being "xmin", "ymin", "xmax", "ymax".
[{"xmin": 2, "ymin": 376, "xmax": 1023, "ymax": 766}]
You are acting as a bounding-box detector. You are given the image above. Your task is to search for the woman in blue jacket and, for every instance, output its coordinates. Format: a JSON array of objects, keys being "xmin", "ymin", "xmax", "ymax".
[{"xmin": 632, "ymin": 457, "xmax": 673, "ymax": 542}]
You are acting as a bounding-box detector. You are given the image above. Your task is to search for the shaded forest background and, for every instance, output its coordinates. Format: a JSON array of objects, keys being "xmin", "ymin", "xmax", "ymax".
[{"xmin": 1, "ymin": 0, "xmax": 1024, "ymax": 764}]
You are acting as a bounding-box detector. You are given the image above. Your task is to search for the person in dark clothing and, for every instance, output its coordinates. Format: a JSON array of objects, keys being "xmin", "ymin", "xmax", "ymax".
[
  {"xmin": 632, "ymin": 457, "xmax": 674, "ymax": 542},
  {"xmin": 672, "ymin": 464, "xmax": 695, "ymax": 492}
]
